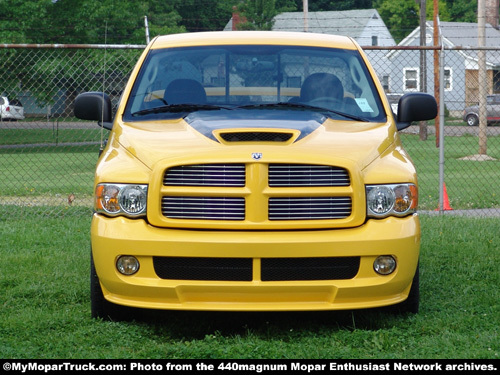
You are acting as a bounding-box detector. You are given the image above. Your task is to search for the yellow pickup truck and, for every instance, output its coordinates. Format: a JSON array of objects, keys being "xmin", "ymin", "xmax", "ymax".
[{"xmin": 74, "ymin": 31, "xmax": 437, "ymax": 320}]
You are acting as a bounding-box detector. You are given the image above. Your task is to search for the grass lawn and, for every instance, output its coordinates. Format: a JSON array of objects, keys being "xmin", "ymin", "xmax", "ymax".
[
  {"xmin": 0, "ymin": 212, "xmax": 498, "ymax": 359},
  {"xmin": 0, "ymin": 128, "xmax": 103, "ymax": 146},
  {"xmin": 400, "ymin": 134, "xmax": 500, "ymax": 210},
  {"xmin": 0, "ymin": 147, "xmax": 98, "ymax": 203}
]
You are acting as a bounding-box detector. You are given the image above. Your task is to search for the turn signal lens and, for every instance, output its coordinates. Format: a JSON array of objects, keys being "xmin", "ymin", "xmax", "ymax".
[
  {"xmin": 394, "ymin": 184, "xmax": 418, "ymax": 213},
  {"xmin": 95, "ymin": 184, "xmax": 121, "ymax": 214}
]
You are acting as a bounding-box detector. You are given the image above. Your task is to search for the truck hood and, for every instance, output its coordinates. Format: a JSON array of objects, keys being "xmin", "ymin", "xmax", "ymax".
[{"xmin": 114, "ymin": 109, "xmax": 395, "ymax": 170}]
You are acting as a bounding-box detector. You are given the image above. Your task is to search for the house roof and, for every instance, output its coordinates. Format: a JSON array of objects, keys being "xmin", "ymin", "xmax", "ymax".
[
  {"xmin": 393, "ymin": 21, "xmax": 500, "ymax": 66},
  {"xmin": 398, "ymin": 21, "xmax": 500, "ymax": 48},
  {"xmin": 271, "ymin": 9, "xmax": 380, "ymax": 37},
  {"xmin": 224, "ymin": 9, "xmax": 393, "ymax": 42}
]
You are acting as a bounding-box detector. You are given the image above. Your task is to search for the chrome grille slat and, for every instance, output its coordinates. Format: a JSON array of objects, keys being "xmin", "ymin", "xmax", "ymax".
[
  {"xmin": 162, "ymin": 196, "xmax": 245, "ymax": 220},
  {"xmin": 269, "ymin": 197, "xmax": 352, "ymax": 220},
  {"xmin": 164, "ymin": 164, "xmax": 245, "ymax": 187},
  {"xmin": 269, "ymin": 164, "xmax": 350, "ymax": 187}
]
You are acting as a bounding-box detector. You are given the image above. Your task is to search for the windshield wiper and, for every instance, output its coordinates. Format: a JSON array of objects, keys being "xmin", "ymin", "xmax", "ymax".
[
  {"xmin": 236, "ymin": 102, "xmax": 369, "ymax": 122},
  {"xmin": 131, "ymin": 103, "xmax": 229, "ymax": 117}
]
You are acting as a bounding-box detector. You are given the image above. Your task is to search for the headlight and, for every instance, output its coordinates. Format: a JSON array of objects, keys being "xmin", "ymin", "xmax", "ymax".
[
  {"xmin": 366, "ymin": 184, "xmax": 417, "ymax": 218},
  {"xmin": 95, "ymin": 183, "xmax": 147, "ymax": 217}
]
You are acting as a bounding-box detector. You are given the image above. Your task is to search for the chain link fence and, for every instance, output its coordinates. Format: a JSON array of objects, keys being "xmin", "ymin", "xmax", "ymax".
[{"xmin": 1, "ymin": 43, "xmax": 499, "ymax": 219}]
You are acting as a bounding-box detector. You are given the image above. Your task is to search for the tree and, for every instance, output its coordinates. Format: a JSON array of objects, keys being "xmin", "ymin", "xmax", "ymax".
[
  {"xmin": 0, "ymin": 0, "xmax": 49, "ymax": 43},
  {"xmin": 292, "ymin": 0, "xmax": 374, "ymax": 12},
  {"xmin": 374, "ymin": 0, "xmax": 450, "ymax": 43},
  {"xmin": 174, "ymin": 0, "xmax": 234, "ymax": 32},
  {"xmin": 0, "ymin": 0, "xmax": 185, "ymax": 45},
  {"xmin": 446, "ymin": 0, "xmax": 480, "ymax": 23},
  {"xmin": 235, "ymin": 0, "xmax": 297, "ymax": 30}
]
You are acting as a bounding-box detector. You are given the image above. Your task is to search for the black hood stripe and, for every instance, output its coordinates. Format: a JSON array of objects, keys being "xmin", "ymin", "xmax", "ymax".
[{"xmin": 185, "ymin": 109, "xmax": 326, "ymax": 142}]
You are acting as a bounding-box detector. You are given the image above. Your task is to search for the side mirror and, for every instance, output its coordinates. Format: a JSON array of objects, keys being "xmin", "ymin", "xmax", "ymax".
[
  {"xmin": 396, "ymin": 93, "xmax": 437, "ymax": 131},
  {"xmin": 74, "ymin": 92, "xmax": 113, "ymax": 130}
]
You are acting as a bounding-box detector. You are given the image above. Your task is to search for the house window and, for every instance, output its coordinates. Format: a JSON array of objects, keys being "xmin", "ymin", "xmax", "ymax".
[
  {"xmin": 404, "ymin": 68, "xmax": 419, "ymax": 91},
  {"xmin": 372, "ymin": 35, "xmax": 378, "ymax": 46},
  {"xmin": 380, "ymin": 75, "xmax": 390, "ymax": 92},
  {"xmin": 444, "ymin": 68, "xmax": 452, "ymax": 91},
  {"xmin": 494, "ymin": 70, "xmax": 500, "ymax": 93}
]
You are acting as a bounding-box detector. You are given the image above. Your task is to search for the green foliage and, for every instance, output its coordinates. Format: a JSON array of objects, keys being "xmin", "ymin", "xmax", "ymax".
[
  {"xmin": 374, "ymin": 0, "xmax": 420, "ymax": 43},
  {"xmin": 236, "ymin": 0, "xmax": 297, "ymax": 31},
  {"xmin": 0, "ymin": 0, "xmax": 185, "ymax": 44},
  {"xmin": 292, "ymin": 0, "xmax": 373, "ymax": 12},
  {"xmin": 174, "ymin": 0, "xmax": 234, "ymax": 32},
  {"xmin": 237, "ymin": 1, "xmax": 276, "ymax": 30}
]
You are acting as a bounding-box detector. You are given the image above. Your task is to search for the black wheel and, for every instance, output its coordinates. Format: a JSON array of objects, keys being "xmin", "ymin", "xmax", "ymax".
[
  {"xmin": 393, "ymin": 263, "xmax": 420, "ymax": 314},
  {"xmin": 90, "ymin": 251, "xmax": 126, "ymax": 320},
  {"xmin": 466, "ymin": 114, "xmax": 479, "ymax": 126}
]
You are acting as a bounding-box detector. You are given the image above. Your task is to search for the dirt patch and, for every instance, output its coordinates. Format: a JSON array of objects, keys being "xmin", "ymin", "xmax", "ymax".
[{"xmin": 459, "ymin": 154, "xmax": 497, "ymax": 161}]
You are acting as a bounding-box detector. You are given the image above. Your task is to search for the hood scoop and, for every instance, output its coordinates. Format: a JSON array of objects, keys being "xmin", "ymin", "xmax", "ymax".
[{"xmin": 218, "ymin": 131, "xmax": 295, "ymax": 143}]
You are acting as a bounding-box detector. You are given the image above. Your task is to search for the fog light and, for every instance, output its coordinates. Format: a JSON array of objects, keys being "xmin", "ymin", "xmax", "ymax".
[
  {"xmin": 116, "ymin": 256, "xmax": 140, "ymax": 275},
  {"xmin": 374, "ymin": 255, "xmax": 396, "ymax": 275}
]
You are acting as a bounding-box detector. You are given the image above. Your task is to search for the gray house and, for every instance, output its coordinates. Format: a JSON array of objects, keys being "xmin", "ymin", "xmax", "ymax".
[{"xmin": 387, "ymin": 21, "xmax": 500, "ymax": 115}]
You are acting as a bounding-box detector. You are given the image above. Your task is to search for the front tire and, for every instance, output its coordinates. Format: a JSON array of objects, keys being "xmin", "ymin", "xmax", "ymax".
[
  {"xmin": 90, "ymin": 251, "xmax": 126, "ymax": 320},
  {"xmin": 393, "ymin": 263, "xmax": 420, "ymax": 314}
]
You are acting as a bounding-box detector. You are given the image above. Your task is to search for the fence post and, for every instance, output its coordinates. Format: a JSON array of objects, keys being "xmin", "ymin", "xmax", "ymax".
[{"xmin": 438, "ymin": 43, "xmax": 445, "ymax": 213}]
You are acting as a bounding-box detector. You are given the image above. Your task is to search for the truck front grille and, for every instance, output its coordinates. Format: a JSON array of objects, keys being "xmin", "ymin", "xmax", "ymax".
[
  {"xmin": 269, "ymin": 164, "xmax": 350, "ymax": 187},
  {"xmin": 162, "ymin": 196, "xmax": 245, "ymax": 220},
  {"xmin": 153, "ymin": 256, "xmax": 360, "ymax": 281},
  {"xmin": 161, "ymin": 163, "xmax": 352, "ymax": 222},
  {"xmin": 269, "ymin": 197, "xmax": 352, "ymax": 220},
  {"xmin": 164, "ymin": 164, "xmax": 245, "ymax": 187}
]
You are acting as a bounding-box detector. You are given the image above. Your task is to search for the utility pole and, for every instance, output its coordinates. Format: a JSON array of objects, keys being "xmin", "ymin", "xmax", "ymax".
[
  {"xmin": 144, "ymin": 16, "xmax": 150, "ymax": 44},
  {"xmin": 433, "ymin": 0, "xmax": 440, "ymax": 147},
  {"xmin": 303, "ymin": 0, "xmax": 308, "ymax": 32},
  {"xmin": 419, "ymin": 0, "xmax": 428, "ymax": 141}
]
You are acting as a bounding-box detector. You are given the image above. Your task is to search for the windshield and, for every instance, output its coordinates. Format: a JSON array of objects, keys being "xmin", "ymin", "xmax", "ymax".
[{"xmin": 123, "ymin": 45, "xmax": 386, "ymax": 122}]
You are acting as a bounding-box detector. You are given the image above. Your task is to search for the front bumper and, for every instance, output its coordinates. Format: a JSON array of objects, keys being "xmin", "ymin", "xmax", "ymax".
[{"xmin": 91, "ymin": 213, "xmax": 420, "ymax": 311}]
